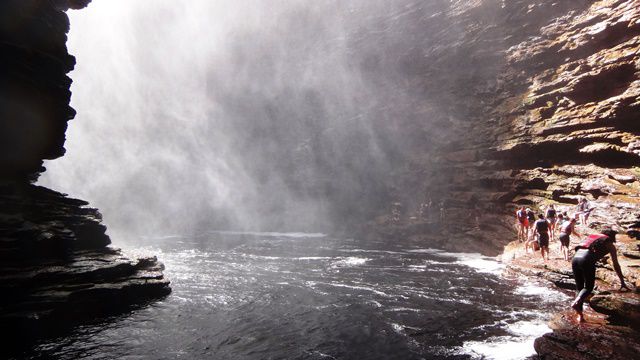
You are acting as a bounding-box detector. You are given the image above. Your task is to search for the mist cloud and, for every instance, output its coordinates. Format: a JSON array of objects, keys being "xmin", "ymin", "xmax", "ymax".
[{"xmin": 40, "ymin": 0, "xmax": 465, "ymax": 240}]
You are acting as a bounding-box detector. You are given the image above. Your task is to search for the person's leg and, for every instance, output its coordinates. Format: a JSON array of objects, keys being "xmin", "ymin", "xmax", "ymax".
[
  {"xmin": 580, "ymin": 213, "xmax": 587, "ymax": 228},
  {"xmin": 577, "ymin": 264, "xmax": 596, "ymax": 306},
  {"xmin": 518, "ymin": 224, "xmax": 524, "ymax": 242},
  {"xmin": 571, "ymin": 255, "xmax": 591, "ymax": 322}
]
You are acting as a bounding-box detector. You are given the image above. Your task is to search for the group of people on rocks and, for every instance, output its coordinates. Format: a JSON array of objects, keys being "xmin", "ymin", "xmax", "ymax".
[
  {"xmin": 515, "ymin": 198, "xmax": 630, "ymax": 323},
  {"xmin": 516, "ymin": 199, "xmax": 594, "ymax": 262},
  {"xmin": 391, "ymin": 198, "xmax": 447, "ymax": 224},
  {"xmin": 516, "ymin": 203, "xmax": 581, "ymax": 261}
]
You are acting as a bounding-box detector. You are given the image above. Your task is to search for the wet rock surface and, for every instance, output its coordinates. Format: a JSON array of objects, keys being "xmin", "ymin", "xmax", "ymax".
[
  {"xmin": 533, "ymin": 312, "xmax": 640, "ymax": 360},
  {"xmin": 502, "ymin": 232, "xmax": 640, "ymax": 359},
  {"xmin": 0, "ymin": 183, "xmax": 171, "ymax": 353},
  {"xmin": 363, "ymin": 1, "xmax": 640, "ymax": 357},
  {"xmin": 0, "ymin": 1, "xmax": 170, "ymax": 355}
]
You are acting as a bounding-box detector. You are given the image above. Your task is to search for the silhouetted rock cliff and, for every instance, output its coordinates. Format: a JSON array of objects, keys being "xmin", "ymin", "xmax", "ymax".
[{"xmin": 0, "ymin": 0, "xmax": 169, "ymax": 352}]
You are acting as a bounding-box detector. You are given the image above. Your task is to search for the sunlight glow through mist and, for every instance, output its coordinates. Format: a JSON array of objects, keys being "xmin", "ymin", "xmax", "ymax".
[{"xmin": 40, "ymin": 0, "xmax": 462, "ymax": 241}]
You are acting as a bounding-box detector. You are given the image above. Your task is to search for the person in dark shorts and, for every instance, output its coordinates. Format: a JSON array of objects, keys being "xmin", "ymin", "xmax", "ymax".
[
  {"xmin": 571, "ymin": 229, "xmax": 628, "ymax": 322},
  {"xmin": 534, "ymin": 214, "xmax": 550, "ymax": 261},
  {"xmin": 558, "ymin": 216, "xmax": 581, "ymax": 261}
]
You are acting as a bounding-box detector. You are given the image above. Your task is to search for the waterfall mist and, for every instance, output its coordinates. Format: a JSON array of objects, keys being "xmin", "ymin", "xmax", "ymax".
[{"xmin": 40, "ymin": 0, "xmax": 469, "ymax": 239}]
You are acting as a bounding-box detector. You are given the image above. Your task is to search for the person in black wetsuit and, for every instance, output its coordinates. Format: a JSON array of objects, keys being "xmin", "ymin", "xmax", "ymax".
[
  {"xmin": 571, "ymin": 229, "xmax": 628, "ymax": 322},
  {"xmin": 533, "ymin": 214, "xmax": 550, "ymax": 261}
]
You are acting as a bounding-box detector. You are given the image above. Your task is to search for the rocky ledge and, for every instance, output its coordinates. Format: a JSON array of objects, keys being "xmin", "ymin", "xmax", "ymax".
[
  {"xmin": 0, "ymin": 0, "xmax": 170, "ymax": 353},
  {"xmin": 0, "ymin": 183, "xmax": 171, "ymax": 353},
  {"xmin": 501, "ymin": 231, "xmax": 640, "ymax": 359}
]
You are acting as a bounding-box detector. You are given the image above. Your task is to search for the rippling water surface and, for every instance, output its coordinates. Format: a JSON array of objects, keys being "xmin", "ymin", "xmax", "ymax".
[{"xmin": 25, "ymin": 233, "xmax": 568, "ymax": 359}]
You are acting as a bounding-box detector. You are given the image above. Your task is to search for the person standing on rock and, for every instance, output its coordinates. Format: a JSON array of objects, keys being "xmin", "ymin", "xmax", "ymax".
[
  {"xmin": 558, "ymin": 215, "xmax": 581, "ymax": 261},
  {"xmin": 516, "ymin": 206, "xmax": 528, "ymax": 242},
  {"xmin": 576, "ymin": 197, "xmax": 593, "ymax": 228},
  {"xmin": 545, "ymin": 204, "xmax": 558, "ymax": 238},
  {"xmin": 526, "ymin": 208, "xmax": 536, "ymax": 240},
  {"xmin": 534, "ymin": 214, "xmax": 551, "ymax": 261},
  {"xmin": 571, "ymin": 229, "xmax": 629, "ymax": 322}
]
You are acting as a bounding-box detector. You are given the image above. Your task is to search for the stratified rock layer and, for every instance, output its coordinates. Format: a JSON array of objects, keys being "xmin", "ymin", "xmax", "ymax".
[
  {"xmin": 0, "ymin": 0, "xmax": 170, "ymax": 353},
  {"xmin": 361, "ymin": 0, "xmax": 640, "ymax": 358},
  {"xmin": 0, "ymin": 183, "xmax": 171, "ymax": 352}
]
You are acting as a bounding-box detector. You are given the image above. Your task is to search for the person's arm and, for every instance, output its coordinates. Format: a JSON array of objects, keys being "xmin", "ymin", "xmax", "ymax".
[
  {"xmin": 572, "ymin": 226, "xmax": 582, "ymax": 238},
  {"xmin": 608, "ymin": 243, "xmax": 629, "ymax": 290}
]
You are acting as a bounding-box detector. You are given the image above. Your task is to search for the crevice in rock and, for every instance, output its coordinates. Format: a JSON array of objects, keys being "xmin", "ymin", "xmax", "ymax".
[{"xmin": 566, "ymin": 63, "xmax": 637, "ymax": 105}]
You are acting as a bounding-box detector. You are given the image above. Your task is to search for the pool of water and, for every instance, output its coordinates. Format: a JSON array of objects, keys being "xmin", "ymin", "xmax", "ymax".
[{"xmin": 20, "ymin": 232, "xmax": 568, "ymax": 359}]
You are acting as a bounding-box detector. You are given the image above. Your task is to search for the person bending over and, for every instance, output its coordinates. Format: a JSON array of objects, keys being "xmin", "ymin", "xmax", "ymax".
[
  {"xmin": 571, "ymin": 229, "xmax": 628, "ymax": 322},
  {"xmin": 558, "ymin": 215, "xmax": 581, "ymax": 261}
]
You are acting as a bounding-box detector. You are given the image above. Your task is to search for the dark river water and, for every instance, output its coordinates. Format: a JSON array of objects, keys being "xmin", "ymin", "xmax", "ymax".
[{"xmin": 22, "ymin": 232, "xmax": 568, "ymax": 359}]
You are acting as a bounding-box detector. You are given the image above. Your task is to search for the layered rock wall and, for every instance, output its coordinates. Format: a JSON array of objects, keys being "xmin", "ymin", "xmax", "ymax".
[
  {"xmin": 0, "ymin": 0, "xmax": 170, "ymax": 353},
  {"xmin": 362, "ymin": 2, "xmax": 640, "ymax": 356},
  {"xmin": 367, "ymin": 0, "xmax": 639, "ymax": 255}
]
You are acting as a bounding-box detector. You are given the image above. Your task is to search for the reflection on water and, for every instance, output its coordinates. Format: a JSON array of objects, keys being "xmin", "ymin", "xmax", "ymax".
[{"xmin": 21, "ymin": 233, "xmax": 567, "ymax": 359}]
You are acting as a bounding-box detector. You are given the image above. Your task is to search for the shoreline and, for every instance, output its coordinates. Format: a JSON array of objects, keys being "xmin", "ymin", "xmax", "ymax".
[{"xmin": 498, "ymin": 233, "xmax": 640, "ymax": 359}]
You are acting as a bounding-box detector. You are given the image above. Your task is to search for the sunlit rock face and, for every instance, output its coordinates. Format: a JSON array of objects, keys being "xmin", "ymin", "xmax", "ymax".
[
  {"xmin": 0, "ymin": 0, "xmax": 169, "ymax": 352},
  {"xmin": 367, "ymin": 0, "xmax": 640, "ymax": 255},
  {"xmin": 494, "ymin": 0, "xmax": 640, "ymax": 221}
]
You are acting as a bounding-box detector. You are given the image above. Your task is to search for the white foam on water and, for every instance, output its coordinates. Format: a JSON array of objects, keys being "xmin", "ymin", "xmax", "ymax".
[
  {"xmin": 386, "ymin": 307, "xmax": 422, "ymax": 313},
  {"xmin": 317, "ymin": 281, "xmax": 393, "ymax": 298},
  {"xmin": 390, "ymin": 323, "xmax": 404, "ymax": 334},
  {"xmin": 514, "ymin": 283, "xmax": 570, "ymax": 303},
  {"xmin": 407, "ymin": 248, "xmax": 444, "ymax": 254},
  {"xmin": 240, "ymin": 254, "xmax": 282, "ymax": 261},
  {"xmin": 330, "ymin": 257, "xmax": 370, "ymax": 268},
  {"xmin": 461, "ymin": 319, "xmax": 552, "ymax": 360},
  {"xmin": 427, "ymin": 251, "xmax": 504, "ymax": 275},
  {"xmin": 405, "ymin": 248, "xmax": 504, "ymax": 275},
  {"xmin": 340, "ymin": 249, "xmax": 405, "ymax": 255},
  {"xmin": 506, "ymin": 320, "xmax": 551, "ymax": 337}
]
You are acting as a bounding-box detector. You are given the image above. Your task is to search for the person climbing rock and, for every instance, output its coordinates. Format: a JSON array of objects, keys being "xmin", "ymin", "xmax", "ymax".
[
  {"xmin": 558, "ymin": 215, "xmax": 581, "ymax": 261},
  {"xmin": 534, "ymin": 214, "xmax": 550, "ymax": 261},
  {"xmin": 571, "ymin": 229, "xmax": 629, "ymax": 322},
  {"xmin": 576, "ymin": 197, "xmax": 593, "ymax": 228}
]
